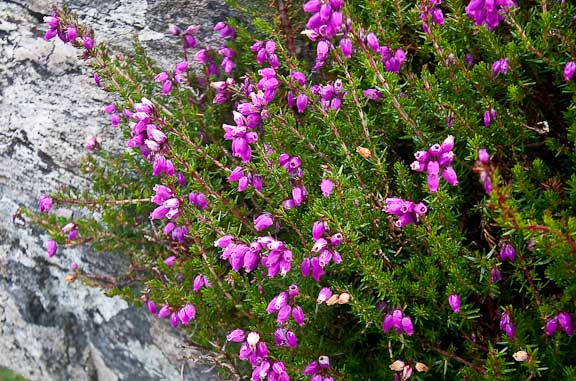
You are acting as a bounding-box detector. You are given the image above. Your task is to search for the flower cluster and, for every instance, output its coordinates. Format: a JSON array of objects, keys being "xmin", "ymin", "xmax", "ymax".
[
  {"xmin": 274, "ymin": 327, "xmax": 298, "ymax": 348},
  {"xmin": 365, "ymin": 33, "xmax": 406, "ymax": 74},
  {"xmin": 473, "ymin": 148, "xmax": 493, "ymax": 193},
  {"xmin": 168, "ymin": 24, "xmax": 198, "ymax": 48},
  {"xmin": 228, "ymin": 331, "xmax": 290, "ymax": 381},
  {"xmin": 228, "ymin": 166, "xmax": 263, "ymax": 192},
  {"xmin": 251, "ymin": 40, "xmax": 279, "ymax": 69},
  {"xmin": 302, "ymin": 0, "xmax": 348, "ymax": 68},
  {"xmin": 266, "ymin": 285, "xmax": 305, "ymax": 326},
  {"xmin": 215, "ymin": 234, "xmax": 293, "ymax": 277},
  {"xmin": 218, "ymin": 45, "xmax": 236, "ymax": 75},
  {"xmin": 483, "ymin": 108, "xmax": 497, "ymax": 128},
  {"xmin": 147, "ymin": 301, "xmax": 196, "ymax": 328},
  {"xmin": 211, "ymin": 77, "xmax": 235, "ymax": 104},
  {"xmin": 410, "ymin": 135, "xmax": 458, "ymax": 192},
  {"xmin": 500, "ymin": 310, "xmax": 515, "ymax": 338},
  {"xmin": 420, "ymin": 0, "xmax": 444, "ymax": 33},
  {"xmin": 492, "ymin": 58, "xmax": 509, "ymax": 77},
  {"xmin": 44, "ymin": 12, "xmax": 94, "ymax": 50},
  {"xmin": 62, "ymin": 222, "xmax": 78, "ymax": 241},
  {"xmin": 279, "ymin": 154, "xmax": 307, "ymax": 209},
  {"xmin": 382, "ymin": 309, "xmax": 414, "ymax": 336},
  {"xmin": 150, "ymin": 185, "xmax": 180, "ymax": 220},
  {"xmin": 362, "ymin": 88, "xmax": 382, "ymax": 101},
  {"xmin": 154, "ymin": 60, "xmax": 190, "ymax": 95},
  {"xmin": 311, "ymin": 79, "xmax": 346, "ymax": 111},
  {"xmin": 84, "ymin": 135, "xmax": 102, "ymax": 151},
  {"xmin": 303, "ymin": 355, "xmax": 333, "ymax": 381},
  {"xmin": 223, "ymin": 70, "xmax": 276, "ymax": 163},
  {"xmin": 385, "ymin": 198, "xmax": 427, "ymax": 228},
  {"xmin": 194, "ymin": 47, "xmax": 219, "ymax": 77},
  {"xmin": 123, "ymin": 98, "xmax": 172, "ymax": 166},
  {"xmin": 500, "ymin": 243, "xmax": 515, "ymax": 262},
  {"xmin": 465, "ymin": 0, "xmax": 517, "ymax": 30},
  {"xmin": 301, "ymin": 221, "xmax": 343, "ymax": 281},
  {"xmin": 193, "ymin": 274, "xmax": 212, "ymax": 292},
  {"xmin": 213, "ymin": 21, "xmax": 236, "ymax": 40},
  {"xmin": 316, "ymin": 287, "xmax": 350, "ymax": 305},
  {"xmin": 287, "ymin": 71, "xmax": 308, "ymax": 114},
  {"xmin": 545, "ymin": 312, "xmax": 574, "ymax": 337},
  {"xmin": 149, "ymin": 185, "xmax": 193, "ymax": 242},
  {"xmin": 188, "ymin": 192, "xmax": 208, "ymax": 210},
  {"xmin": 103, "ymin": 103, "xmax": 120, "ymax": 127}
]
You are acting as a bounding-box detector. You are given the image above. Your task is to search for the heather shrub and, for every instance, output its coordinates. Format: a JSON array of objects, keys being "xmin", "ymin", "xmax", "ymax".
[{"xmin": 27, "ymin": 1, "xmax": 576, "ymax": 379}]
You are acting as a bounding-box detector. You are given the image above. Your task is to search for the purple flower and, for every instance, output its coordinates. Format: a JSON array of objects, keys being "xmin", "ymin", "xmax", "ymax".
[
  {"xmin": 412, "ymin": 137, "xmax": 458, "ymax": 192},
  {"xmin": 38, "ymin": 195, "xmax": 53, "ymax": 213},
  {"xmin": 317, "ymin": 287, "xmax": 332, "ymax": 303},
  {"xmin": 366, "ymin": 33, "xmax": 379, "ymax": 52},
  {"xmin": 558, "ymin": 312, "xmax": 574, "ymax": 336},
  {"xmin": 303, "ymin": 361, "xmax": 320, "ymax": 376},
  {"xmin": 465, "ymin": 0, "xmax": 517, "ymax": 30},
  {"xmin": 442, "ymin": 166, "xmax": 459, "ymax": 186},
  {"xmin": 162, "ymin": 80, "xmax": 173, "ymax": 94},
  {"xmin": 254, "ymin": 213, "xmax": 274, "ymax": 231},
  {"xmin": 292, "ymin": 305, "xmax": 305, "ymax": 326},
  {"xmin": 484, "ymin": 108, "xmax": 496, "ymax": 127},
  {"xmin": 296, "ymin": 94, "xmax": 308, "ymax": 113},
  {"xmin": 158, "ymin": 305, "xmax": 171, "ymax": 319},
  {"xmin": 478, "ymin": 148, "xmax": 490, "ymax": 163},
  {"xmin": 492, "ymin": 58, "xmax": 509, "ymax": 77},
  {"xmin": 66, "ymin": 27, "xmax": 77, "ymax": 41},
  {"xmin": 363, "ymin": 88, "xmax": 383, "ymax": 100},
  {"xmin": 545, "ymin": 317, "xmax": 558, "ymax": 336},
  {"xmin": 401, "ymin": 317, "xmax": 414, "ymax": 336},
  {"xmin": 500, "ymin": 243, "xmax": 515, "ymax": 262},
  {"xmin": 448, "ymin": 294, "xmax": 461, "ymax": 313},
  {"xmin": 214, "ymin": 21, "xmax": 235, "ymax": 39},
  {"xmin": 227, "ymin": 328, "xmax": 246, "ymax": 342},
  {"xmin": 490, "ymin": 267, "xmax": 502, "ymax": 283},
  {"xmin": 146, "ymin": 301, "xmax": 157, "ymax": 314},
  {"xmin": 164, "ymin": 256, "xmax": 177, "ymax": 267},
  {"xmin": 340, "ymin": 37, "xmax": 352, "ymax": 58},
  {"xmin": 500, "ymin": 310, "xmax": 515, "ymax": 338},
  {"xmin": 82, "ymin": 36, "xmax": 94, "ymax": 50},
  {"xmin": 47, "ymin": 239, "xmax": 57, "ymax": 258},
  {"xmin": 564, "ymin": 61, "xmax": 576, "ymax": 81},
  {"xmin": 383, "ymin": 309, "xmax": 414, "ymax": 336},
  {"xmin": 320, "ymin": 178, "xmax": 334, "ymax": 197}
]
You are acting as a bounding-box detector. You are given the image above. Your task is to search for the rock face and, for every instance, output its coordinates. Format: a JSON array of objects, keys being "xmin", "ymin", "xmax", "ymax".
[{"xmin": 0, "ymin": 0, "xmax": 231, "ymax": 380}]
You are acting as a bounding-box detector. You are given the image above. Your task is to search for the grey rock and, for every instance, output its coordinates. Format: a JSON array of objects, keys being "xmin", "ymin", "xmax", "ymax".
[{"xmin": 0, "ymin": 0, "xmax": 232, "ymax": 379}]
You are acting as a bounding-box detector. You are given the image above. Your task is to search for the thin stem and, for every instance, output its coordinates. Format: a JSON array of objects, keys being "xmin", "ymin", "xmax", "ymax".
[{"xmin": 352, "ymin": 31, "xmax": 423, "ymax": 142}]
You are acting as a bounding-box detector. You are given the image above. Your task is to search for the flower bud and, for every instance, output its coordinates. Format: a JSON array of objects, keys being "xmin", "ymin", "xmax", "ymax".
[
  {"xmin": 317, "ymin": 287, "xmax": 332, "ymax": 303},
  {"xmin": 389, "ymin": 360, "xmax": 405, "ymax": 372},
  {"xmin": 47, "ymin": 240, "xmax": 57, "ymax": 258},
  {"xmin": 448, "ymin": 294, "xmax": 461, "ymax": 313},
  {"xmin": 326, "ymin": 294, "xmax": 340, "ymax": 305},
  {"xmin": 247, "ymin": 331, "xmax": 260, "ymax": 349},
  {"xmin": 558, "ymin": 311, "xmax": 574, "ymax": 336},
  {"xmin": 564, "ymin": 61, "xmax": 576, "ymax": 81},
  {"xmin": 415, "ymin": 362, "xmax": 428, "ymax": 372},
  {"xmin": 338, "ymin": 292, "xmax": 351, "ymax": 304},
  {"xmin": 512, "ymin": 351, "xmax": 529, "ymax": 362}
]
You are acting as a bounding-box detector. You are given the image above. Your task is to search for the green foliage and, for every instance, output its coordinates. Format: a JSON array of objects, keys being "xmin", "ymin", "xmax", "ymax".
[
  {"xmin": 29, "ymin": 1, "xmax": 576, "ymax": 380},
  {"xmin": 0, "ymin": 368, "xmax": 27, "ymax": 381}
]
